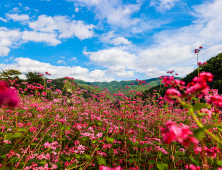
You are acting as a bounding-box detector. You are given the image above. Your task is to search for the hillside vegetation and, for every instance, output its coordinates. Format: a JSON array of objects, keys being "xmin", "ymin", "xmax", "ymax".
[{"xmin": 142, "ymin": 52, "xmax": 222, "ymax": 97}]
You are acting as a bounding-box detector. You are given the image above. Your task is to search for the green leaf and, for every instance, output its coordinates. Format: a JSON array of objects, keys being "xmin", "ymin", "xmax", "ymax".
[
  {"xmin": 0, "ymin": 166, "xmax": 11, "ymax": 170},
  {"xmin": 0, "ymin": 154, "xmax": 6, "ymax": 158},
  {"xmin": 8, "ymin": 157, "xmax": 19, "ymax": 163},
  {"xmin": 128, "ymin": 159, "xmax": 135, "ymax": 164},
  {"xmin": 97, "ymin": 156, "xmax": 106, "ymax": 165},
  {"xmin": 189, "ymin": 156, "xmax": 199, "ymax": 166},
  {"xmin": 180, "ymin": 102, "xmax": 190, "ymax": 109},
  {"xmin": 218, "ymin": 128, "xmax": 222, "ymax": 132},
  {"xmin": 217, "ymin": 160, "xmax": 222, "ymax": 166},
  {"xmin": 193, "ymin": 128, "xmax": 204, "ymax": 141},
  {"xmin": 193, "ymin": 103, "xmax": 210, "ymax": 112},
  {"xmin": 17, "ymin": 128, "xmax": 26, "ymax": 131},
  {"xmin": 106, "ymin": 137, "xmax": 114, "ymax": 143},
  {"xmin": 157, "ymin": 162, "xmax": 168, "ymax": 170},
  {"xmin": 4, "ymin": 133, "xmax": 14, "ymax": 141},
  {"xmin": 13, "ymin": 132, "xmax": 23, "ymax": 138},
  {"xmin": 148, "ymin": 160, "xmax": 156, "ymax": 164},
  {"xmin": 84, "ymin": 154, "xmax": 92, "ymax": 160}
]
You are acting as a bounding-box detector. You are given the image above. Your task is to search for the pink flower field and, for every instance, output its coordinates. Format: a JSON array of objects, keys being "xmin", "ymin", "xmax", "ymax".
[{"xmin": 0, "ymin": 71, "xmax": 222, "ymax": 170}]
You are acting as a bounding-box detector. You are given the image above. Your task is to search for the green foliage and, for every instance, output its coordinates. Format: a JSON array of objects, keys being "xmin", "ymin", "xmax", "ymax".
[
  {"xmin": 192, "ymin": 128, "xmax": 205, "ymax": 141},
  {"xmin": 157, "ymin": 162, "xmax": 168, "ymax": 170},
  {"xmin": 182, "ymin": 52, "xmax": 222, "ymax": 94},
  {"xmin": 0, "ymin": 69, "xmax": 21, "ymax": 80},
  {"xmin": 25, "ymin": 71, "xmax": 43, "ymax": 84}
]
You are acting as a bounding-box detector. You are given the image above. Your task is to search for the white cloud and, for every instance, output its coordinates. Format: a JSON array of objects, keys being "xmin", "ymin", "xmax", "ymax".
[
  {"xmin": 0, "ymin": 17, "xmax": 7, "ymax": 22},
  {"xmin": 23, "ymin": 7, "xmax": 30, "ymax": 11},
  {"xmin": 75, "ymin": 7, "xmax": 79, "ymax": 12},
  {"xmin": 107, "ymin": 67, "xmax": 134, "ymax": 78},
  {"xmin": 100, "ymin": 31, "xmax": 131, "ymax": 46},
  {"xmin": 28, "ymin": 15, "xmax": 95, "ymax": 40},
  {"xmin": 68, "ymin": 57, "xmax": 77, "ymax": 61},
  {"xmin": 150, "ymin": 0, "xmax": 179, "ymax": 12},
  {"xmin": 67, "ymin": 0, "xmax": 156, "ymax": 31},
  {"xmin": 84, "ymin": 48, "xmax": 137, "ymax": 78},
  {"xmin": 22, "ymin": 31, "xmax": 61, "ymax": 46},
  {"xmin": 111, "ymin": 37, "xmax": 131, "ymax": 46},
  {"xmin": 9, "ymin": 7, "xmax": 21, "ymax": 13},
  {"xmin": 83, "ymin": 0, "xmax": 222, "ymax": 79},
  {"xmin": 57, "ymin": 60, "xmax": 67, "ymax": 65},
  {"xmin": 18, "ymin": 3, "xmax": 22, "ymax": 7},
  {"xmin": 0, "ymin": 27, "xmax": 22, "ymax": 56},
  {"xmin": 0, "ymin": 57, "xmax": 114, "ymax": 82},
  {"xmin": 84, "ymin": 48, "xmax": 136, "ymax": 68},
  {"xmin": 6, "ymin": 13, "xmax": 30, "ymax": 21}
]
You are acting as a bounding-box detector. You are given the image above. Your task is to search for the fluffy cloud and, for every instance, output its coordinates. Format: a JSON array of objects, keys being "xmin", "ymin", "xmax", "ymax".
[
  {"xmin": 84, "ymin": 48, "xmax": 136, "ymax": 78},
  {"xmin": 0, "ymin": 57, "xmax": 114, "ymax": 82},
  {"xmin": 107, "ymin": 67, "xmax": 134, "ymax": 78},
  {"xmin": 83, "ymin": 0, "xmax": 222, "ymax": 79},
  {"xmin": 0, "ymin": 14, "xmax": 95, "ymax": 56},
  {"xmin": 23, "ymin": 7, "xmax": 30, "ymax": 11},
  {"xmin": 0, "ymin": 17, "xmax": 8, "ymax": 22},
  {"xmin": 100, "ymin": 31, "xmax": 131, "ymax": 46},
  {"xmin": 68, "ymin": 0, "xmax": 141, "ymax": 27},
  {"xmin": 28, "ymin": 15, "xmax": 95, "ymax": 40},
  {"xmin": 68, "ymin": 57, "xmax": 77, "ymax": 61},
  {"xmin": 22, "ymin": 31, "xmax": 61, "ymax": 46},
  {"xmin": 67, "ymin": 0, "xmax": 164, "ymax": 32},
  {"xmin": 84, "ymin": 48, "xmax": 136, "ymax": 68},
  {"xmin": 111, "ymin": 37, "xmax": 131, "ymax": 46},
  {"xmin": 57, "ymin": 60, "xmax": 67, "ymax": 65},
  {"xmin": 6, "ymin": 13, "xmax": 30, "ymax": 21},
  {"xmin": 150, "ymin": 0, "xmax": 179, "ymax": 12},
  {"xmin": 0, "ymin": 27, "xmax": 22, "ymax": 56}
]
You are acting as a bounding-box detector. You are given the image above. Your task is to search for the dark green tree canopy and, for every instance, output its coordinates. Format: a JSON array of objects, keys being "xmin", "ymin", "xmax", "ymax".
[
  {"xmin": 25, "ymin": 71, "xmax": 43, "ymax": 84},
  {"xmin": 0, "ymin": 69, "xmax": 22, "ymax": 80},
  {"xmin": 182, "ymin": 52, "xmax": 222, "ymax": 94}
]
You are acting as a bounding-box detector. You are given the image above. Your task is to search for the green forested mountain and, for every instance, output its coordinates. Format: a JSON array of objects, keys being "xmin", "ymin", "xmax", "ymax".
[
  {"xmin": 50, "ymin": 77, "xmax": 163, "ymax": 97},
  {"xmin": 182, "ymin": 52, "xmax": 222, "ymax": 94},
  {"xmin": 142, "ymin": 52, "xmax": 222, "ymax": 98},
  {"xmin": 75, "ymin": 78, "xmax": 162, "ymax": 95}
]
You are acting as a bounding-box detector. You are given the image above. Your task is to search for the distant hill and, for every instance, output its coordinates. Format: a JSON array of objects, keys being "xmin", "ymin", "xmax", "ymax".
[
  {"xmin": 75, "ymin": 78, "xmax": 163, "ymax": 96},
  {"xmin": 50, "ymin": 77, "xmax": 165, "ymax": 98}
]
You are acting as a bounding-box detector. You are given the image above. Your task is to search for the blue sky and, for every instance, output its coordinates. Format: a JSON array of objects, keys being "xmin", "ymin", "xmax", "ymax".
[{"xmin": 0, "ymin": 0, "xmax": 222, "ymax": 82}]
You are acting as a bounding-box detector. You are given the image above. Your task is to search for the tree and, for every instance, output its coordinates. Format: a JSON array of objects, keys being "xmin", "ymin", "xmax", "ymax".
[
  {"xmin": 0, "ymin": 69, "xmax": 21, "ymax": 80},
  {"xmin": 25, "ymin": 71, "xmax": 43, "ymax": 84}
]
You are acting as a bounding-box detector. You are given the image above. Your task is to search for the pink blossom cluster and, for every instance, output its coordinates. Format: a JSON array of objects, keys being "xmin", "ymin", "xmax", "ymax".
[
  {"xmin": 65, "ymin": 76, "xmax": 74, "ymax": 80},
  {"xmin": 161, "ymin": 121, "xmax": 199, "ymax": 147},
  {"xmin": 44, "ymin": 141, "xmax": 59, "ymax": 150},
  {"xmin": 100, "ymin": 165, "xmax": 124, "ymax": 170},
  {"xmin": 185, "ymin": 164, "xmax": 201, "ymax": 170},
  {"xmin": 194, "ymin": 46, "xmax": 203, "ymax": 54},
  {"xmin": 45, "ymin": 72, "xmax": 51, "ymax": 75},
  {"xmin": 194, "ymin": 146, "xmax": 220, "ymax": 158},
  {"xmin": 167, "ymin": 70, "xmax": 174, "ymax": 74},
  {"xmin": 198, "ymin": 62, "xmax": 207, "ymax": 66}
]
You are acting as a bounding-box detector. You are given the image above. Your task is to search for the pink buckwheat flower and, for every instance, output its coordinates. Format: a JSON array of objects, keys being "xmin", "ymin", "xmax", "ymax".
[
  {"xmin": 100, "ymin": 165, "xmax": 124, "ymax": 170},
  {"xmin": 185, "ymin": 164, "xmax": 201, "ymax": 170}
]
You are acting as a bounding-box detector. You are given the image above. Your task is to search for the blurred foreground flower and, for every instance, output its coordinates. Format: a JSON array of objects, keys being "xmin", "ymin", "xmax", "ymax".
[{"xmin": 0, "ymin": 80, "xmax": 20, "ymax": 108}]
